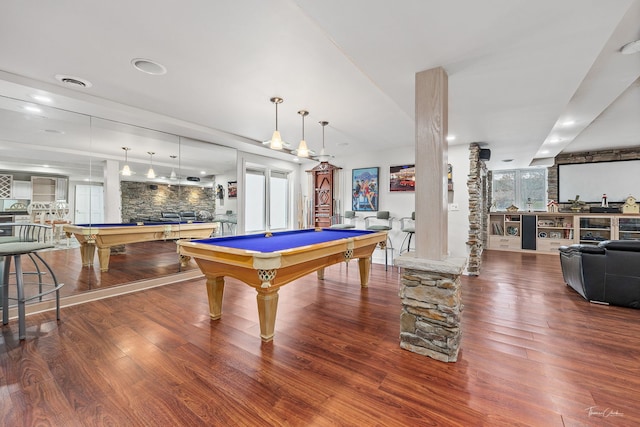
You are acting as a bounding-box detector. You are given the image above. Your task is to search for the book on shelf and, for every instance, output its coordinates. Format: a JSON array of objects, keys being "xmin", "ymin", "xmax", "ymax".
[{"xmin": 492, "ymin": 222, "xmax": 504, "ymax": 235}]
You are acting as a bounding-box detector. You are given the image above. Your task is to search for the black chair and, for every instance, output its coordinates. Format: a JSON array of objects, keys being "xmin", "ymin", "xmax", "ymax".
[
  {"xmin": 179, "ymin": 211, "xmax": 197, "ymax": 222},
  {"xmin": 0, "ymin": 223, "xmax": 63, "ymax": 340},
  {"xmin": 161, "ymin": 212, "xmax": 180, "ymax": 221}
]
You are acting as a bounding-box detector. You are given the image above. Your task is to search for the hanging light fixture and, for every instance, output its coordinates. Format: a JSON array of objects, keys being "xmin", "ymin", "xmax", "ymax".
[
  {"xmin": 318, "ymin": 121, "xmax": 331, "ymax": 162},
  {"xmin": 120, "ymin": 147, "xmax": 134, "ymax": 176},
  {"xmin": 169, "ymin": 155, "xmax": 178, "ymax": 180},
  {"xmin": 146, "ymin": 151, "xmax": 156, "ymax": 179},
  {"xmin": 296, "ymin": 110, "xmax": 310, "ymax": 158},
  {"xmin": 269, "ymin": 97, "xmax": 284, "ymax": 150}
]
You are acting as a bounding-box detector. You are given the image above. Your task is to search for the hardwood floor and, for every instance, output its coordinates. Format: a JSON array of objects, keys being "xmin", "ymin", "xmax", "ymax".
[{"xmin": 1, "ymin": 250, "xmax": 639, "ymax": 426}]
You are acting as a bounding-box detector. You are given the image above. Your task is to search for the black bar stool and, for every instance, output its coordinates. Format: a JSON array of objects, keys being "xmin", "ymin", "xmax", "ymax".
[{"xmin": 1, "ymin": 241, "xmax": 63, "ymax": 340}]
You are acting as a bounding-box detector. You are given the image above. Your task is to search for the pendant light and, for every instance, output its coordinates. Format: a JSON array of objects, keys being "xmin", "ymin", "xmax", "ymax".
[
  {"xmin": 169, "ymin": 155, "xmax": 178, "ymax": 180},
  {"xmin": 318, "ymin": 121, "xmax": 331, "ymax": 162},
  {"xmin": 296, "ymin": 110, "xmax": 310, "ymax": 158},
  {"xmin": 120, "ymin": 147, "xmax": 133, "ymax": 176},
  {"xmin": 269, "ymin": 97, "xmax": 284, "ymax": 150},
  {"xmin": 146, "ymin": 151, "xmax": 156, "ymax": 179}
]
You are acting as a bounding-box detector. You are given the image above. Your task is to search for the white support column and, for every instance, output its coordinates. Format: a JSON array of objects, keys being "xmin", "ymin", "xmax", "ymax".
[
  {"xmin": 103, "ymin": 159, "xmax": 122, "ymax": 223},
  {"xmin": 414, "ymin": 67, "xmax": 448, "ymax": 260}
]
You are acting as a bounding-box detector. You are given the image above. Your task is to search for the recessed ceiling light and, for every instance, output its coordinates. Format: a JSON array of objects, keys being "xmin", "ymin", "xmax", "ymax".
[
  {"xmin": 55, "ymin": 74, "xmax": 93, "ymax": 88},
  {"xmin": 541, "ymin": 150, "xmax": 550, "ymax": 155},
  {"xmin": 560, "ymin": 120, "xmax": 575, "ymax": 126},
  {"xmin": 200, "ymin": 171, "xmax": 206, "ymax": 175},
  {"xmin": 549, "ymin": 138, "xmax": 563, "ymax": 143},
  {"xmin": 293, "ymin": 157, "xmax": 300, "ymax": 162},
  {"xmin": 131, "ymin": 58, "xmax": 167, "ymax": 75},
  {"xmin": 24, "ymin": 105, "xmax": 42, "ymax": 113},
  {"xmin": 620, "ymin": 39, "xmax": 640, "ymax": 55},
  {"xmin": 30, "ymin": 94, "xmax": 53, "ymax": 103},
  {"xmin": 446, "ymin": 135, "xmax": 456, "ymax": 141}
]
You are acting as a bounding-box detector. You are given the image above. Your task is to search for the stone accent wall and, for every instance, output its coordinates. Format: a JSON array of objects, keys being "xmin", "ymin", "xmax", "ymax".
[
  {"xmin": 466, "ymin": 143, "xmax": 488, "ymax": 276},
  {"xmin": 548, "ymin": 147, "xmax": 640, "ymax": 211},
  {"xmin": 397, "ymin": 256, "xmax": 466, "ymax": 362},
  {"xmin": 121, "ymin": 181, "xmax": 216, "ymax": 222}
]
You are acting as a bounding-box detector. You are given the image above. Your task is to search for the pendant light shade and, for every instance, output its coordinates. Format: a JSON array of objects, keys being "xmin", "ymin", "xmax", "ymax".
[
  {"xmin": 146, "ymin": 151, "xmax": 156, "ymax": 179},
  {"xmin": 296, "ymin": 110, "xmax": 310, "ymax": 158},
  {"xmin": 318, "ymin": 121, "xmax": 331, "ymax": 162},
  {"xmin": 269, "ymin": 97, "xmax": 284, "ymax": 150},
  {"xmin": 120, "ymin": 147, "xmax": 134, "ymax": 176},
  {"xmin": 169, "ymin": 155, "xmax": 177, "ymax": 180}
]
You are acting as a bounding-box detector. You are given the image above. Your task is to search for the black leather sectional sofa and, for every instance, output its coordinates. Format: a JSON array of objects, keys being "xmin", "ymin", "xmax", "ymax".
[{"xmin": 559, "ymin": 240, "xmax": 640, "ymax": 308}]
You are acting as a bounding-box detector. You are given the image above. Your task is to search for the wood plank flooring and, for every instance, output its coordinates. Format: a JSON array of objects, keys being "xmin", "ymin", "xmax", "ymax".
[{"xmin": 1, "ymin": 250, "xmax": 639, "ymax": 426}]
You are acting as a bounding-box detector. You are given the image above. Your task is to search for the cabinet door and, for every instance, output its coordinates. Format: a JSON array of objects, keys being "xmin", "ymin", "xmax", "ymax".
[
  {"xmin": 617, "ymin": 217, "xmax": 640, "ymax": 241},
  {"xmin": 521, "ymin": 215, "xmax": 537, "ymax": 250},
  {"xmin": 12, "ymin": 181, "xmax": 32, "ymax": 199},
  {"xmin": 0, "ymin": 174, "xmax": 12, "ymax": 198},
  {"xmin": 578, "ymin": 216, "xmax": 612, "ymax": 244}
]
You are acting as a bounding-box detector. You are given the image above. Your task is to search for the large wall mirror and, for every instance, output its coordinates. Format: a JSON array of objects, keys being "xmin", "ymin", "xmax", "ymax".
[{"xmin": 0, "ymin": 94, "xmax": 237, "ymax": 306}]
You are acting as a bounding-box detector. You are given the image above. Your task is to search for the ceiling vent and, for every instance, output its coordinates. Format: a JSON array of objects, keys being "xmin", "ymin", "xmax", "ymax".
[{"xmin": 55, "ymin": 74, "xmax": 92, "ymax": 88}]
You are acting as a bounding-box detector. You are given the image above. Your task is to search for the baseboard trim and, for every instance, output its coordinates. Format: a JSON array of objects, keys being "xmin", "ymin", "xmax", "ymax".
[{"xmin": 4, "ymin": 270, "xmax": 205, "ymax": 321}]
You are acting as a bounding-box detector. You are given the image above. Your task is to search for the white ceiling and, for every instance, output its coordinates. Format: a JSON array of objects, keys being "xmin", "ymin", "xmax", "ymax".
[{"xmin": 0, "ymin": 0, "xmax": 638, "ymax": 177}]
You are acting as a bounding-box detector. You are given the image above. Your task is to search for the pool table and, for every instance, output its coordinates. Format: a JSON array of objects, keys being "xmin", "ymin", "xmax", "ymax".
[
  {"xmin": 64, "ymin": 221, "xmax": 217, "ymax": 272},
  {"xmin": 177, "ymin": 228, "xmax": 387, "ymax": 341}
]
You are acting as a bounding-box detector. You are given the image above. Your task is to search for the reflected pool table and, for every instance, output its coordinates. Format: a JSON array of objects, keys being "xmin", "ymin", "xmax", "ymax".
[
  {"xmin": 64, "ymin": 221, "xmax": 217, "ymax": 272},
  {"xmin": 177, "ymin": 228, "xmax": 387, "ymax": 341}
]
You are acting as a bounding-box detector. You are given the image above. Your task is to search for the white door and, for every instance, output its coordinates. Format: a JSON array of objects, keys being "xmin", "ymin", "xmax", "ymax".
[{"xmin": 75, "ymin": 184, "xmax": 104, "ymax": 224}]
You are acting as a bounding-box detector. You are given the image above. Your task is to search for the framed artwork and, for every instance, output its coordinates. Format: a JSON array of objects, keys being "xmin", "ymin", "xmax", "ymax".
[
  {"xmin": 448, "ymin": 164, "xmax": 453, "ymax": 191},
  {"xmin": 352, "ymin": 167, "xmax": 379, "ymax": 211},
  {"xmin": 227, "ymin": 181, "xmax": 237, "ymax": 198},
  {"xmin": 389, "ymin": 164, "xmax": 415, "ymax": 192}
]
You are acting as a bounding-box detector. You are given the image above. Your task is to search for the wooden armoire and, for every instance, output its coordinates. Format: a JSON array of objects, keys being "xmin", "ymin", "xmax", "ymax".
[{"xmin": 307, "ymin": 161, "xmax": 340, "ymax": 228}]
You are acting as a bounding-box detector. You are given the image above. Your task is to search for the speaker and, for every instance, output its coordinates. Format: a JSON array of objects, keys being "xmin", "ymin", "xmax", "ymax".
[
  {"xmin": 148, "ymin": 184, "xmax": 158, "ymax": 190},
  {"xmin": 479, "ymin": 149, "xmax": 491, "ymax": 161}
]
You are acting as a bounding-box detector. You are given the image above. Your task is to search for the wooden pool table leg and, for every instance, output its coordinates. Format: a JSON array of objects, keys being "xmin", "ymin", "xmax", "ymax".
[
  {"xmin": 256, "ymin": 288, "xmax": 279, "ymax": 342},
  {"xmin": 358, "ymin": 257, "xmax": 371, "ymax": 287},
  {"xmin": 206, "ymin": 276, "xmax": 225, "ymax": 320},
  {"xmin": 316, "ymin": 267, "xmax": 325, "ymax": 280},
  {"xmin": 97, "ymin": 247, "xmax": 111, "ymax": 272},
  {"xmin": 79, "ymin": 242, "xmax": 96, "ymax": 267}
]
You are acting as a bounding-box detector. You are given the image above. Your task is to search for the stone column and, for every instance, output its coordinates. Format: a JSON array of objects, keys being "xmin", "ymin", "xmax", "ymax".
[{"xmin": 397, "ymin": 256, "xmax": 466, "ymax": 362}]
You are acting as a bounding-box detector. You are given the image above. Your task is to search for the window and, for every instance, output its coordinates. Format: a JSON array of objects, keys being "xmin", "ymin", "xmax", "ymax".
[
  {"xmin": 269, "ymin": 171, "xmax": 288, "ymax": 230},
  {"xmin": 245, "ymin": 170, "xmax": 266, "ymax": 232},
  {"xmin": 244, "ymin": 168, "xmax": 290, "ymax": 233},
  {"xmin": 492, "ymin": 168, "xmax": 547, "ymax": 211}
]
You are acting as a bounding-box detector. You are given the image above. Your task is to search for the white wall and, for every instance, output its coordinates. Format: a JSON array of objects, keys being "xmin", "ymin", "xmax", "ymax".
[
  {"xmin": 214, "ymin": 171, "xmax": 238, "ymax": 215},
  {"xmin": 306, "ymin": 144, "xmax": 471, "ymax": 266}
]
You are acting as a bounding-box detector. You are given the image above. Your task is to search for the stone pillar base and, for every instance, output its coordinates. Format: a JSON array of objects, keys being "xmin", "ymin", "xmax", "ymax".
[{"xmin": 395, "ymin": 253, "xmax": 466, "ymax": 362}]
